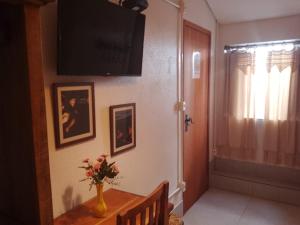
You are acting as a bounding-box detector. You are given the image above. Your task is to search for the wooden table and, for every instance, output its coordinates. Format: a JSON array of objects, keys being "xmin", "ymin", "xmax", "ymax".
[{"xmin": 54, "ymin": 189, "xmax": 174, "ymax": 225}]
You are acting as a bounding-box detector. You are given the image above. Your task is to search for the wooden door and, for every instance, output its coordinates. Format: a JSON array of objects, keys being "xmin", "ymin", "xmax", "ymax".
[{"xmin": 183, "ymin": 20, "xmax": 210, "ymax": 213}]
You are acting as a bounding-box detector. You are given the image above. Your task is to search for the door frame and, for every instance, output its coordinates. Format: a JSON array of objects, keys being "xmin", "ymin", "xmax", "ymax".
[{"xmin": 182, "ymin": 19, "xmax": 211, "ymax": 212}]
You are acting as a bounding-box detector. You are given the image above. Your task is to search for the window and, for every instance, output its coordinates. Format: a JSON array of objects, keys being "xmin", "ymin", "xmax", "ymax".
[
  {"xmin": 226, "ymin": 43, "xmax": 295, "ymax": 120},
  {"xmin": 216, "ymin": 42, "xmax": 300, "ymax": 167}
]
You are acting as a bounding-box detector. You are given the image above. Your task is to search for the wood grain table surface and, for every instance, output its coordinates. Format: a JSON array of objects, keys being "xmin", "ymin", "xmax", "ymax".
[{"xmin": 54, "ymin": 188, "xmax": 174, "ymax": 225}]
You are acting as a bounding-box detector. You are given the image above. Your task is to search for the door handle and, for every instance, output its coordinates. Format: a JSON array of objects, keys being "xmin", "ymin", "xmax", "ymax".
[{"xmin": 185, "ymin": 114, "xmax": 193, "ymax": 132}]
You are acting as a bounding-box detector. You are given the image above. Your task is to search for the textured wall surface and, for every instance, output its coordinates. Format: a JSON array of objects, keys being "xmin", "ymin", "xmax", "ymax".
[
  {"xmin": 41, "ymin": 0, "xmax": 178, "ymax": 218},
  {"xmin": 41, "ymin": 0, "xmax": 217, "ymax": 218}
]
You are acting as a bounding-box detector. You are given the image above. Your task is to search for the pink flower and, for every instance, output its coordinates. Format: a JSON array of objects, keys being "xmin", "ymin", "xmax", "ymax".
[
  {"xmin": 101, "ymin": 154, "xmax": 108, "ymax": 159},
  {"xmin": 97, "ymin": 154, "xmax": 108, "ymax": 162},
  {"xmin": 112, "ymin": 164, "xmax": 119, "ymax": 174},
  {"xmin": 82, "ymin": 158, "xmax": 89, "ymax": 163},
  {"xmin": 93, "ymin": 162, "xmax": 102, "ymax": 172},
  {"xmin": 86, "ymin": 169, "xmax": 94, "ymax": 177},
  {"xmin": 96, "ymin": 156, "xmax": 105, "ymax": 162}
]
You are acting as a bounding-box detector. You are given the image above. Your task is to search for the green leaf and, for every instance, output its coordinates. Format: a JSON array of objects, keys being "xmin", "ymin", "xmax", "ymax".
[
  {"xmin": 108, "ymin": 162, "xmax": 116, "ymax": 167},
  {"xmin": 79, "ymin": 178, "xmax": 89, "ymax": 182}
]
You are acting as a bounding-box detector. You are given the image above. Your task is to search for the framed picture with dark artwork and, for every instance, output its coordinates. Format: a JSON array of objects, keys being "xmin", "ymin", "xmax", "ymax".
[
  {"xmin": 109, "ymin": 103, "xmax": 136, "ymax": 156},
  {"xmin": 52, "ymin": 82, "xmax": 96, "ymax": 148}
]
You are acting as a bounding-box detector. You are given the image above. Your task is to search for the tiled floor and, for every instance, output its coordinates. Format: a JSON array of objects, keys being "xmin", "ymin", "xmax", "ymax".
[{"xmin": 183, "ymin": 188, "xmax": 300, "ymax": 225}]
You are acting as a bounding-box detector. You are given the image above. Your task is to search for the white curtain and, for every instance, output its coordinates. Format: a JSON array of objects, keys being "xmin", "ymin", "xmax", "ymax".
[{"xmin": 215, "ymin": 44, "xmax": 300, "ymax": 168}]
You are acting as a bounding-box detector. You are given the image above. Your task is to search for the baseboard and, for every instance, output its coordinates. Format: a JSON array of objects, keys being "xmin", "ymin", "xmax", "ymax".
[{"xmin": 211, "ymin": 173, "xmax": 300, "ymax": 206}]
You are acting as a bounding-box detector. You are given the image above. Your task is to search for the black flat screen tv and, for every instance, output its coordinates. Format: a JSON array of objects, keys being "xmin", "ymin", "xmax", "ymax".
[{"xmin": 57, "ymin": 0, "xmax": 146, "ymax": 76}]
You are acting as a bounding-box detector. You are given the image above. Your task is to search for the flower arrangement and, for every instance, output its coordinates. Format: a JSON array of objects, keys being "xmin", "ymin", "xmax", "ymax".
[{"xmin": 80, "ymin": 154, "xmax": 120, "ymax": 190}]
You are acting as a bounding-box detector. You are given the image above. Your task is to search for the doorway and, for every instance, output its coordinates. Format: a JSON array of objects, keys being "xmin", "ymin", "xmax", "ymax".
[{"xmin": 183, "ymin": 20, "xmax": 210, "ymax": 213}]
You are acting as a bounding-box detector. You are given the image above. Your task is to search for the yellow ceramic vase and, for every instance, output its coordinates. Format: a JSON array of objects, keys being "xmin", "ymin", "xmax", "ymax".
[{"xmin": 94, "ymin": 183, "xmax": 107, "ymax": 217}]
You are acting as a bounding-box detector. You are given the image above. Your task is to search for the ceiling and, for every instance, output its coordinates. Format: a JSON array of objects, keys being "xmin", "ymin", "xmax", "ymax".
[{"xmin": 206, "ymin": 0, "xmax": 300, "ymax": 24}]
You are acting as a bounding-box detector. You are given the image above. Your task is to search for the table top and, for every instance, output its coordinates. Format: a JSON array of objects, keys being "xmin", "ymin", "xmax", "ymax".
[{"xmin": 54, "ymin": 188, "xmax": 174, "ymax": 225}]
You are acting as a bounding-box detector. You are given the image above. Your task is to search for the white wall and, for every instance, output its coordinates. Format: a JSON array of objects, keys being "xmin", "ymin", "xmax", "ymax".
[
  {"xmin": 41, "ymin": 0, "xmax": 217, "ymax": 218},
  {"xmin": 41, "ymin": 0, "xmax": 179, "ymax": 218},
  {"xmin": 219, "ymin": 15, "xmax": 300, "ymax": 46}
]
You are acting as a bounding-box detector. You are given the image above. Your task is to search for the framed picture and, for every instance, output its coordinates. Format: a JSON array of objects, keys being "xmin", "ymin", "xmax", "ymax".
[
  {"xmin": 109, "ymin": 103, "xmax": 136, "ymax": 156},
  {"xmin": 52, "ymin": 82, "xmax": 96, "ymax": 148}
]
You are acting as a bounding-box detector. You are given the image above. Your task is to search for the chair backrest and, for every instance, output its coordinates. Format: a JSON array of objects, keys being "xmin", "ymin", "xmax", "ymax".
[{"xmin": 117, "ymin": 181, "xmax": 169, "ymax": 225}]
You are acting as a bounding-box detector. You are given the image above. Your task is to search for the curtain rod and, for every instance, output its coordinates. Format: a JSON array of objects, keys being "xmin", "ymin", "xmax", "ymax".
[{"xmin": 224, "ymin": 39, "xmax": 300, "ymax": 51}]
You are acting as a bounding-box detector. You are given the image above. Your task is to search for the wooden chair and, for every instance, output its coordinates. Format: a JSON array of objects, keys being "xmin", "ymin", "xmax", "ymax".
[{"xmin": 117, "ymin": 181, "xmax": 169, "ymax": 225}]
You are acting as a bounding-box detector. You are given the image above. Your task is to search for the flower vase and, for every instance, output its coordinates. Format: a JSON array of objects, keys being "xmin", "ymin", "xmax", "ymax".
[{"xmin": 94, "ymin": 183, "xmax": 107, "ymax": 217}]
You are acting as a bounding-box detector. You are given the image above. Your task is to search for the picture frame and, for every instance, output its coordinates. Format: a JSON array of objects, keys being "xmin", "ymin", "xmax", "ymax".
[
  {"xmin": 52, "ymin": 82, "xmax": 96, "ymax": 148},
  {"xmin": 109, "ymin": 103, "xmax": 136, "ymax": 156}
]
